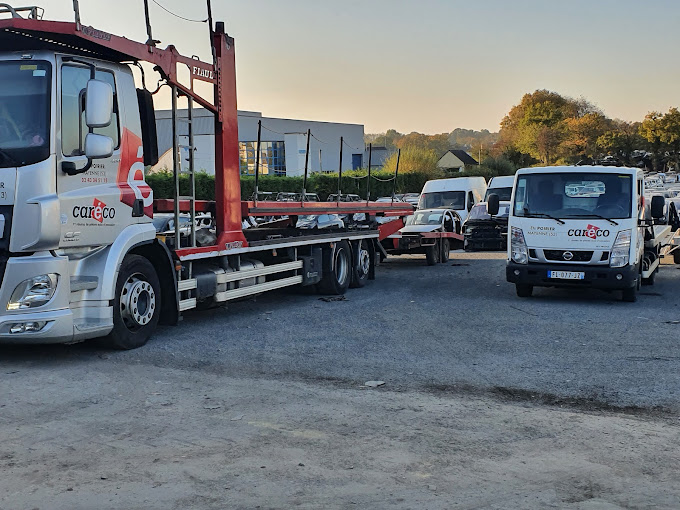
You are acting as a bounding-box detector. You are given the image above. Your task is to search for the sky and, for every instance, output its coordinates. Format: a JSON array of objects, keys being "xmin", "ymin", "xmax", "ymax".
[{"xmin": 42, "ymin": 0, "xmax": 680, "ymax": 134}]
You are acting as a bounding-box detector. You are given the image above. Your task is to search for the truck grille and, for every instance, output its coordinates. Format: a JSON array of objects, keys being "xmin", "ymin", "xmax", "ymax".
[{"xmin": 543, "ymin": 250, "xmax": 593, "ymax": 262}]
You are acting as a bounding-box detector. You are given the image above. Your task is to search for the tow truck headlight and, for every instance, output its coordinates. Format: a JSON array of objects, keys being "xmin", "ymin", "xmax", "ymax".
[
  {"xmin": 511, "ymin": 227, "xmax": 528, "ymax": 264},
  {"xmin": 610, "ymin": 230, "xmax": 631, "ymax": 268},
  {"xmin": 7, "ymin": 274, "xmax": 59, "ymax": 310}
]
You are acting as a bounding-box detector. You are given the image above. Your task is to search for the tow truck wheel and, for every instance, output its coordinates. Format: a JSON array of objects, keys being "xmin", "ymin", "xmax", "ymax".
[
  {"xmin": 440, "ymin": 239, "xmax": 450, "ymax": 263},
  {"xmin": 350, "ymin": 239, "xmax": 370, "ymax": 288},
  {"xmin": 104, "ymin": 255, "xmax": 161, "ymax": 350},
  {"xmin": 515, "ymin": 284, "xmax": 533, "ymax": 298},
  {"xmin": 317, "ymin": 240, "xmax": 352, "ymax": 295},
  {"xmin": 673, "ymin": 249, "xmax": 680, "ymax": 265},
  {"xmin": 425, "ymin": 241, "xmax": 439, "ymax": 266}
]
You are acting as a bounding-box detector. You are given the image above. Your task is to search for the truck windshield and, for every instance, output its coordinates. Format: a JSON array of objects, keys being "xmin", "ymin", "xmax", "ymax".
[
  {"xmin": 419, "ymin": 191, "xmax": 465, "ymax": 210},
  {"xmin": 484, "ymin": 187, "xmax": 512, "ymax": 201},
  {"xmin": 0, "ymin": 61, "xmax": 51, "ymax": 168},
  {"xmin": 514, "ymin": 172, "xmax": 633, "ymax": 220}
]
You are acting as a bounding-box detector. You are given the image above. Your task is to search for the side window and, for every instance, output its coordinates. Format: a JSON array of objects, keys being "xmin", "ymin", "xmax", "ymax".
[{"xmin": 61, "ymin": 65, "xmax": 120, "ymax": 157}]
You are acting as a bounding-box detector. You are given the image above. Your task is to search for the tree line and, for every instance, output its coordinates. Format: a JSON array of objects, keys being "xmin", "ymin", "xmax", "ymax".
[{"xmin": 367, "ymin": 89, "xmax": 680, "ymax": 177}]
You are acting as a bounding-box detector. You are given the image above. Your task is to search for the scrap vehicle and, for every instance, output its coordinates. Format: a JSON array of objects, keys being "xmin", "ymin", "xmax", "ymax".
[
  {"xmin": 500, "ymin": 166, "xmax": 680, "ymax": 302},
  {"xmin": 381, "ymin": 208, "xmax": 463, "ymax": 265},
  {"xmin": 0, "ymin": 2, "xmax": 416, "ymax": 348},
  {"xmin": 462, "ymin": 201, "xmax": 510, "ymax": 251}
]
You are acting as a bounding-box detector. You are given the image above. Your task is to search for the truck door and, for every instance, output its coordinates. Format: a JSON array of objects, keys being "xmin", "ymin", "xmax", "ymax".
[{"xmin": 57, "ymin": 61, "xmax": 127, "ymax": 248}]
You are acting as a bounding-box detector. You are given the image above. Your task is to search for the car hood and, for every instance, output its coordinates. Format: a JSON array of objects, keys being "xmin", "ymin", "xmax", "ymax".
[{"xmin": 400, "ymin": 224, "xmax": 440, "ymax": 234}]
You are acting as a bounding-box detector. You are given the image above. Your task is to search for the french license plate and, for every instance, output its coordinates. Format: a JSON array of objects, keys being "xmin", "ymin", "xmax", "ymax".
[{"xmin": 548, "ymin": 270, "xmax": 585, "ymax": 280}]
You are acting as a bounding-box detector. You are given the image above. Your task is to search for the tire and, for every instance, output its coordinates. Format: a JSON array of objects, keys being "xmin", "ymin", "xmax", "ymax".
[
  {"xmin": 350, "ymin": 239, "xmax": 371, "ymax": 288},
  {"xmin": 674, "ymin": 249, "xmax": 680, "ymax": 265},
  {"xmin": 440, "ymin": 238, "xmax": 450, "ymax": 263},
  {"xmin": 317, "ymin": 240, "xmax": 352, "ymax": 295},
  {"xmin": 425, "ymin": 240, "xmax": 439, "ymax": 266},
  {"xmin": 104, "ymin": 255, "xmax": 161, "ymax": 350},
  {"xmin": 515, "ymin": 284, "xmax": 533, "ymax": 298}
]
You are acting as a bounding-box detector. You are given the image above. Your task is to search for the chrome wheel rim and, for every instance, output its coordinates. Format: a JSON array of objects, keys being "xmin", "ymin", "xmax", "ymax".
[{"xmin": 120, "ymin": 274, "xmax": 156, "ymax": 330}]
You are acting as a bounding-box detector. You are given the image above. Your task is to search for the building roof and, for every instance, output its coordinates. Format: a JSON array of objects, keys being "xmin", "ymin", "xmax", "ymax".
[{"xmin": 442, "ymin": 150, "xmax": 479, "ymax": 166}]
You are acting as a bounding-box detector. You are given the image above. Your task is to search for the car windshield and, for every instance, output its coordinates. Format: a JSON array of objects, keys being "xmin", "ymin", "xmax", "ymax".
[
  {"xmin": 419, "ymin": 191, "xmax": 465, "ymax": 210},
  {"xmin": 0, "ymin": 61, "xmax": 51, "ymax": 168},
  {"xmin": 484, "ymin": 187, "xmax": 512, "ymax": 201},
  {"xmin": 406, "ymin": 211, "xmax": 444, "ymax": 226},
  {"xmin": 514, "ymin": 172, "xmax": 633, "ymax": 219}
]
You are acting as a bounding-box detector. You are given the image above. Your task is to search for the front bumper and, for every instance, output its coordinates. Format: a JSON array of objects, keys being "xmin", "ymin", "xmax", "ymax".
[
  {"xmin": 0, "ymin": 252, "xmax": 74, "ymax": 344},
  {"xmin": 506, "ymin": 261, "xmax": 638, "ymax": 290}
]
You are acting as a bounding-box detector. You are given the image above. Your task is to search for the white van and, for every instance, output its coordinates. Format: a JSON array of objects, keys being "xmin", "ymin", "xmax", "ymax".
[
  {"xmin": 418, "ymin": 176, "xmax": 487, "ymax": 220},
  {"xmin": 484, "ymin": 175, "xmax": 515, "ymax": 201},
  {"xmin": 500, "ymin": 165, "xmax": 680, "ymax": 302}
]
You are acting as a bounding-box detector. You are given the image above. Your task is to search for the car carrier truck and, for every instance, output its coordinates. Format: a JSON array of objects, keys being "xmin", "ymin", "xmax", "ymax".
[
  {"xmin": 492, "ymin": 165, "xmax": 680, "ymax": 302},
  {"xmin": 0, "ymin": 2, "xmax": 415, "ymax": 348}
]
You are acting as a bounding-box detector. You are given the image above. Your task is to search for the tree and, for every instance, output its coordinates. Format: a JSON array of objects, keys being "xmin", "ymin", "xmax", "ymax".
[
  {"xmin": 563, "ymin": 112, "xmax": 611, "ymax": 162},
  {"xmin": 660, "ymin": 107, "xmax": 680, "ymax": 171},
  {"xmin": 639, "ymin": 112, "xmax": 665, "ymax": 171},
  {"xmin": 597, "ymin": 120, "xmax": 643, "ymax": 165},
  {"xmin": 382, "ymin": 146, "xmax": 441, "ymax": 177}
]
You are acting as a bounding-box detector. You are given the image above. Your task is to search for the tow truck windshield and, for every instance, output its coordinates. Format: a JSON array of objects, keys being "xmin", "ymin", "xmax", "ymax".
[
  {"xmin": 514, "ymin": 172, "xmax": 633, "ymax": 220},
  {"xmin": 0, "ymin": 60, "xmax": 51, "ymax": 168}
]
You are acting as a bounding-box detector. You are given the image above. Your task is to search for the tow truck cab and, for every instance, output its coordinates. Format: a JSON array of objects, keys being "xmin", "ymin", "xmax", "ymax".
[
  {"xmin": 502, "ymin": 166, "xmax": 666, "ymax": 302},
  {"xmin": 0, "ymin": 47, "xmax": 160, "ymax": 343}
]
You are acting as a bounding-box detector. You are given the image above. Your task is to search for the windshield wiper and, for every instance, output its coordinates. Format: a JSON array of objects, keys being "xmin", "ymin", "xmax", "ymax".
[
  {"xmin": 0, "ymin": 149, "xmax": 19, "ymax": 167},
  {"xmin": 566, "ymin": 214, "xmax": 619, "ymax": 226},
  {"xmin": 522, "ymin": 208, "xmax": 565, "ymax": 224}
]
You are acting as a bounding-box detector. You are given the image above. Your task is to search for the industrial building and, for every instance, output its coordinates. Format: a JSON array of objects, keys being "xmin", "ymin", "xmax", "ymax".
[{"xmin": 154, "ymin": 109, "xmax": 366, "ymax": 177}]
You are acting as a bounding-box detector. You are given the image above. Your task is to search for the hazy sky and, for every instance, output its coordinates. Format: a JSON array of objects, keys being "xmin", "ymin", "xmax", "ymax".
[{"xmin": 43, "ymin": 0, "xmax": 680, "ymax": 134}]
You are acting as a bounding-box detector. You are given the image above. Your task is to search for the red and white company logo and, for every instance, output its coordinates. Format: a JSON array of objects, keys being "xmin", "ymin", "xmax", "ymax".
[
  {"xmin": 92, "ymin": 198, "xmax": 106, "ymax": 223},
  {"xmin": 584, "ymin": 224, "xmax": 599, "ymax": 240}
]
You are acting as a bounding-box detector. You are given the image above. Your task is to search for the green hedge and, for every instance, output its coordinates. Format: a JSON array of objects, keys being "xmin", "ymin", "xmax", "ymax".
[{"xmin": 146, "ymin": 170, "xmax": 434, "ymax": 201}]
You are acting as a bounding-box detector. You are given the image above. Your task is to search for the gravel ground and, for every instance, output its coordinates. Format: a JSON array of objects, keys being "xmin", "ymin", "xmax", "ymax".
[{"xmin": 1, "ymin": 250, "xmax": 680, "ymax": 508}]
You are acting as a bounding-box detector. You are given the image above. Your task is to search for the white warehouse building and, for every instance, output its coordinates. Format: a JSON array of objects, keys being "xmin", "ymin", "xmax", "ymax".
[{"xmin": 154, "ymin": 109, "xmax": 366, "ymax": 177}]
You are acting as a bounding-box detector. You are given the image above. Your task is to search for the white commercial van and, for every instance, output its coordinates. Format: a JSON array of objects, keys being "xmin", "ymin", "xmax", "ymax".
[
  {"xmin": 484, "ymin": 175, "xmax": 515, "ymax": 201},
  {"xmin": 492, "ymin": 165, "xmax": 680, "ymax": 302},
  {"xmin": 418, "ymin": 176, "xmax": 487, "ymax": 220}
]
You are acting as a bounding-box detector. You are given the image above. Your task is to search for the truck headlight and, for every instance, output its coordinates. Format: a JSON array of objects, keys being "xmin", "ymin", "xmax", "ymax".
[
  {"xmin": 610, "ymin": 230, "xmax": 631, "ymax": 268},
  {"xmin": 7, "ymin": 274, "xmax": 59, "ymax": 310},
  {"xmin": 511, "ymin": 226, "xmax": 528, "ymax": 264}
]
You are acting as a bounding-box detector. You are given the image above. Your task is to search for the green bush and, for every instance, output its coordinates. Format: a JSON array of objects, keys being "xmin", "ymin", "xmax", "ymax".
[{"xmin": 147, "ymin": 170, "xmax": 436, "ymax": 201}]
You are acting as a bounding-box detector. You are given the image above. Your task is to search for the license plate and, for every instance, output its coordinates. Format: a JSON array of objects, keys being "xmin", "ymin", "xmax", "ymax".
[{"xmin": 548, "ymin": 270, "xmax": 585, "ymax": 280}]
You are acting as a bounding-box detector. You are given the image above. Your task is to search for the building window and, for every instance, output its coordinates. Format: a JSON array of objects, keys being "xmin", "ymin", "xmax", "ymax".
[{"xmin": 239, "ymin": 141, "xmax": 286, "ymax": 176}]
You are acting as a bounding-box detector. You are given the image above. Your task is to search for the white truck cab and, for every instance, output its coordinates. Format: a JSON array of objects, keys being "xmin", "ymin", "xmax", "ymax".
[
  {"xmin": 499, "ymin": 165, "xmax": 675, "ymax": 302},
  {"xmin": 418, "ymin": 176, "xmax": 487, "ymax": 221}
]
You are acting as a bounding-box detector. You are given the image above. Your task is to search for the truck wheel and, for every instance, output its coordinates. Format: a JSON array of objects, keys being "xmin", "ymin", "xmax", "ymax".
[
  {"xmin": 104, "ymin": 255, "xmax": 161, "ymax": 350},
  {"xmin": 350, "ymin": 239, "xmax": 370, "ymax": 288},
  {"xmin": 425, "ymin": 241, "xmax": 439, "ymax": 266},
  {"xmin": 674, "ymin": 249, "xmax": 680, "ymax": 265},
  {"xmin": 515, "ymin": 284, "xmax": 533, "ymax": 297},
  {"xmin": 317, "ymin": 240, "xmax": 352, "ymax": 295},
  {"xmin": 440, "ymin": 239, "xmax": 450, "ymax": 263}
]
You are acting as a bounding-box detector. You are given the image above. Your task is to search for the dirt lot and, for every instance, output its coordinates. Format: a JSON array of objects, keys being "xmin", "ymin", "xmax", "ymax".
[{"xmin": 1, "ymin": 252, "xmax": 679, "ymax": 509}]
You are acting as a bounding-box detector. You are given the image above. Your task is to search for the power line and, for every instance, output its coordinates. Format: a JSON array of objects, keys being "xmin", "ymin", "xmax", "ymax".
[{"xmin": 151, "ymin": 0, "xmax": 207, "ymax": 23}]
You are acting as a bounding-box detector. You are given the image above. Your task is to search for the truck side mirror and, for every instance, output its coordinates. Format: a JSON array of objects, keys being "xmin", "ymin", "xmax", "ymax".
[
  {"xmin": 487, "ymin": 193, "xmax": 500, "ymax": 216},
  {"xmin": 85, "ymin": 79, "xmax": 113, "ymax": 128},
  {"xmin": 651, "ymin": 195, "xmax": 665, "ymax": 219},
  {"xmin": 85, "ymin": 133, "xmax": 114, "ymax": 159}
]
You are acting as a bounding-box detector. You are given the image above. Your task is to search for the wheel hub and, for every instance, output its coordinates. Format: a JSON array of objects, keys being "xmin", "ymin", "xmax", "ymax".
[
  {"xmin": 120, "ymin": 276, "xmax": 156, "ymax": 328},
  {"xmin": 358, "ymin": 248, "xmax": 370, "ymax": 276}
]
